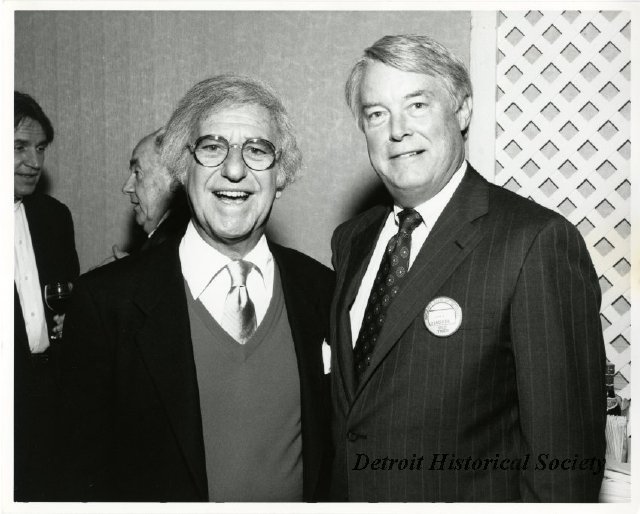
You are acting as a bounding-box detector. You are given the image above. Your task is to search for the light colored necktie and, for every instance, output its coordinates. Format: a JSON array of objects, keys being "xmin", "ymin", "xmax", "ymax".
[{"xmin": 221, "ymin": 260, "xmax": 257, "ymax": 344}]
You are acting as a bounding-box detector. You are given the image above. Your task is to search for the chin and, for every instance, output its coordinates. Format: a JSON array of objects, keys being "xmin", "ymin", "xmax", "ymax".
[
  {"xmin": 15, "ymin": 184, "xmax": 37, "ymax": 198},
  {"xmin": 211, "ymin": 216, "xmax": 255, "ymax": 237},
  {"xmin": 216, "ymin": 229, "xmax": 253, "ymax": 243}
]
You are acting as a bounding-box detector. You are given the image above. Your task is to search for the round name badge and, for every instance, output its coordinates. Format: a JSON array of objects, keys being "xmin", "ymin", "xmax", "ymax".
[{"xmin": 423, "ymin": 297, "xmax": 462, "ymax": 337}]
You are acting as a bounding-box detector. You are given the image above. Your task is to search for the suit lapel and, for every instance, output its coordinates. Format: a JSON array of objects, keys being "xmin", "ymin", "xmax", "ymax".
[
  {"xmin": 270, "ymin": 243, "xmax": 324, "ymax": 500},
  {"xmin": 335, "ymin": 207, "xmax": 389, "ymax": 402},
  {"xmin": 353, "ymin": 167, "xmax": 491, "ymax": 398},
  {"xmin": 131, "ymin": 243, "xmax": 208, "ymax": 500}
]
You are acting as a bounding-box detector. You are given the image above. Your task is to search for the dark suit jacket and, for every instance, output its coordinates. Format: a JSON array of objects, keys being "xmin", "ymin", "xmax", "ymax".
[
  {"xmin": 60, "ymin": 239, "xmax": 334, "ymax": 502},
  {"xmin": 14, "ymin": 193, "xmax": 79, "ymax": 501},
  {"xmin": 329, "ymin": 166, "xmax": 606, "ymax": 502}
]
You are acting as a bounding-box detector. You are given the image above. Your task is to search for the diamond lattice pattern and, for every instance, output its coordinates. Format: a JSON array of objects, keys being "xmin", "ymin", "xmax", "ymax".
[{"xmin": 496, "ymin": 11, "xmax": 631, "ymax": 395}]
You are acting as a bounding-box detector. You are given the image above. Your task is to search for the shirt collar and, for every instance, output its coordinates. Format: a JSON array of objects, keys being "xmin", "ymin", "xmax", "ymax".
[
  {"xmin": 147, "ymin": 209, "xmax": 171, "ymax": 239},
  {"xmin": 393, "ymin": 160, "xmax": 467, "ymax": 228},
  {"xmin": 179, "ymin": 221, "xmax": 271, "ymax": 299},
  {"xmin": 14, "ymin": 198, "xmax": 23, "ymax": 212}
]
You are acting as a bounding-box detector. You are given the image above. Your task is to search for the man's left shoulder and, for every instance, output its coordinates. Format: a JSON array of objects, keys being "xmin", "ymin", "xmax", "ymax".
[
  {"xmin": 270, "ymin": 242, "xmax": 333, "ymax": 273},
  {"xmin": 25, "ymin": 192, "xmax": 72, "ymax": 216},
  {"xmin": 269, "ymin": 242, "xmax": 334, "ymax": 284},
  {"xmin": 473, "ymin": 170, "xmax": 577, "ymax": 233}
]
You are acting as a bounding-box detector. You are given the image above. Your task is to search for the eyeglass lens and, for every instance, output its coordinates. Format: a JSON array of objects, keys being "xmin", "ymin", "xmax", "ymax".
[{"xmin": 194, "ymin": 135, "xmax": 275, "ymax": 171}]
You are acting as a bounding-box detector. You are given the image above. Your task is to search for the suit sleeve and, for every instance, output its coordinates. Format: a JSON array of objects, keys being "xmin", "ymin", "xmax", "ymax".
[
  {"xmin": 510, "ymin": 217, "xmax": 606, "ymax": 501},
  {"xmin": 58, "ymin": 278, "xmax": 115, "ymax": 500}
]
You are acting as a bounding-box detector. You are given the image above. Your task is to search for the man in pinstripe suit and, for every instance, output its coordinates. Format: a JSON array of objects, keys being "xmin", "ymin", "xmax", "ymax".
[{"xmin": 329, "ymin": 34, "xmax": 606, "ymax": 502}]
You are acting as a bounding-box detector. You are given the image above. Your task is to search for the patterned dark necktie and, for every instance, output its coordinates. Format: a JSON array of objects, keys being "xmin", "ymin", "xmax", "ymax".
[
  {"xmin": 353, "ymin": 208, "xmax": 423, "ymax": 381},
  {"xmin": 220, "ymin": 260, "xmax": 258, "ymax": 344}
]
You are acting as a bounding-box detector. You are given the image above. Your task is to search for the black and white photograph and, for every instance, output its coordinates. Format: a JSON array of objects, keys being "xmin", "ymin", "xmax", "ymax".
[{"xmin": 2, "ymin": 1, "xmax": 637, "ymax": 512}]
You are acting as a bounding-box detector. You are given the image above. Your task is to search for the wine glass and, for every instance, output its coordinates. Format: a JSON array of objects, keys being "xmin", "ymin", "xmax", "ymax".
[{"xmin": 44, "ymin": 281, "xmax": 73, "ymax": 340}]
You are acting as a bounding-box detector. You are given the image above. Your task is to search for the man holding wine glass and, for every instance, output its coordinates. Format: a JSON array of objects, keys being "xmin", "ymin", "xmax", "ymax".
[
  {"xmin": 61, "ymin": 75, "xmax": 333, "ymax": 502},
  {"xmin": 13, "ymin": 91, "xmax": 80, "ymax": 501}
]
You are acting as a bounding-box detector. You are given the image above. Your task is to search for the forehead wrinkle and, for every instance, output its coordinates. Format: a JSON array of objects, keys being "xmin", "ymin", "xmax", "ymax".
[
  {"xmin": 197, "ymin": 108, "xmax": 275, "ymax": 145},
  {"xmin": 15, "ymin": 118, "xmax": 47, "ymax": 140},
  {"xmin": 14, "ymin": 136, "xmax": 49, "ymax": 146}
]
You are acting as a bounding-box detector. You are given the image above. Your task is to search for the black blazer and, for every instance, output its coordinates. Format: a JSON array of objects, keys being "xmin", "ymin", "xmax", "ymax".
[
  {"xmin": 60, "ymin": 239, "xmax": 334, "ymax": 501},
  {"xmin": 14, "ymin": 193, "xmax": 79, "ymax": 501},
  {"xmin": 329, "ymin": 166, "xmax": 606, "ymax": 502}
]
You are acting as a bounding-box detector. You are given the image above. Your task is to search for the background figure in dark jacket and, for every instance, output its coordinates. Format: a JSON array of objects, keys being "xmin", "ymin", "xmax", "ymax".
[
  {"xmin": 13, "ymin": 91, "xmax": 79, "ymax": 501},
  {"xmin": 112, "ymin": 127, "xmax": 189, "ymax": 259}
]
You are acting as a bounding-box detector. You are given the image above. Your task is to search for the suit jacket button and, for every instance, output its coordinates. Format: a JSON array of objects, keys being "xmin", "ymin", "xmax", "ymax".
[{"xmin": 347, "ymin": 431, "xmax": 360, "ymax": 442}]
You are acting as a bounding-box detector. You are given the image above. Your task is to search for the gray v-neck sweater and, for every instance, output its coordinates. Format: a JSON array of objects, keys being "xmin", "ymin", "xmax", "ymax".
[{"xmin": 186, "ymin": 267, "xmax": 303, "ymax": 501}]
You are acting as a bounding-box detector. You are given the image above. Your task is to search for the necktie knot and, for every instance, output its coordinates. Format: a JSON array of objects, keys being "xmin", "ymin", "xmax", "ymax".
[
  {"xmin": 397, "ymin": 208, "xmax": 422, "ymax": 235},
  {"xmin": 226, "ymin": 260, "xmax": 253, "ymax": 289}
]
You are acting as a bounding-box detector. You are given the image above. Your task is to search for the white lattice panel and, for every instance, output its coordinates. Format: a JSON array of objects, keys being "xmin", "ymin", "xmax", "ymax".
[{"xmin": 495, "ymin": 11, "xmax": 631, "ymax": 394}]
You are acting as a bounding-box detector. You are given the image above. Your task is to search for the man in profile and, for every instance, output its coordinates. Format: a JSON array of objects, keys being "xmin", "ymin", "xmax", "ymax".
[
  {"xmin": 116, "ymin": 127, "xmax": 189, "ymax": 256},
  {"xmin": 61, "ymin": 75, "xmax": 333, "ymax": 501},
  {"xmin": 329, "ymin": 35, "xmax": 605, "ymax": 502},
  {"xmin": 13, "ymin": 91, "xmax": 79, "ymax": 500}
]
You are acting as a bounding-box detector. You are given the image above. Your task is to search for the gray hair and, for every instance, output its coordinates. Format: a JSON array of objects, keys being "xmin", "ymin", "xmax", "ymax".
[
  {"xmin": 144, "ymin": 127, "xmax": 184, "ymax": 194},
  {"xmin": 345, "ymin": 35, "xmax": 473, "ymax": 130},
  {"xmin": 133, "ymin": 126, "xmax": 165, "ymax": 154},
  {"xmin": 161, "ymin": 74, "xmax": 302, "ymax": 190}
]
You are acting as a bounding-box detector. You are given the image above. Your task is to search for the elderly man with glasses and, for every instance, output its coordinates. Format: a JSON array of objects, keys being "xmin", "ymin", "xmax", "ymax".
[{"xmin": 60, "ymin": 75, "xmax": 334, "ymax": 502}]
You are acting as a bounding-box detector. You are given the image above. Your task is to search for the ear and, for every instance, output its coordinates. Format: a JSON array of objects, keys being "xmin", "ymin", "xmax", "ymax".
[
  {"xmin": 274, "ymin": 165, "xmax": 287, "ymax": 193},
  {"xmin": 456, "ymin": 95, "xmax": 472, "ymax": 132}
]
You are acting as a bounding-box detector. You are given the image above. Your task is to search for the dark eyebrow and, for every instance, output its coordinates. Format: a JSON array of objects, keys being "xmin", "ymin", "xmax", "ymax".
[
  {"xmin": 129, "ymin": 158, "xmax": 139, "ymax": 168},
  {"xmin": 403, "ymin": 89, "xmax": 430, "ymax": 101},
  {"xmin": 362, "ymin": 89, "xmax": 431, "ymax": 110},
  {"xmin": 361, "ymin": 102, "xmax": 381, "ymax": 111},
  {"xmin": 14, "ymin": 138, "xmax": 49, "ymax": 147}
]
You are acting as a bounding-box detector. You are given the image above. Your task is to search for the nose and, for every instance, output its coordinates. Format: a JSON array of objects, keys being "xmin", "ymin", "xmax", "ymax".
[
  {"xmin": 220, "ymin": 146, "xmax": 248, "ymax": 182},
  {"xmin": 122, "ymin": 172, "xmax": 135, "ymax": 194},
  {"xmin": 24, "ymin": 148, "xmax": 43, "ymax": 170},
  {"xmin": 389, "ymin": 113, "xmax": 413, "ymax": 142}
]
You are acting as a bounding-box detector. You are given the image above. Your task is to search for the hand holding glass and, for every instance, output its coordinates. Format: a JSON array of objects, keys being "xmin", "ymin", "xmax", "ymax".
[{"xmin": 44, "ymin": 281, "xmax": 73, "ymax": 340}]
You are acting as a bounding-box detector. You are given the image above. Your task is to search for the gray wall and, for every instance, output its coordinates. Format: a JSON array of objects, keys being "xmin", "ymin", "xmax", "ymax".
[{"xmin": 15, "ymin": 11, "xmax": 470, "ymax": 270}]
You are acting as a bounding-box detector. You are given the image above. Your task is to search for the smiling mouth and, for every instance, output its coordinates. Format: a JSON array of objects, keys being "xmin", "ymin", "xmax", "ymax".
[
  {"xmin": 390, "ymin": 150, "xmax": 425, "ymax": 160},
  {"xmin": 215, "ymin": 190, "xmax": 251, "ymax": 202}
]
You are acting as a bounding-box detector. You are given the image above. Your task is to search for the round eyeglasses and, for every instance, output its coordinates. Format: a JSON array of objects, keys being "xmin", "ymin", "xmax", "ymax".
[{"xmin": 187, "ymin": 135, "xmax": 278, "ymax": 171}]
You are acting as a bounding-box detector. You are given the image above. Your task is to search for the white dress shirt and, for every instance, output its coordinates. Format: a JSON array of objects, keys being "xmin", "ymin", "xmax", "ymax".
[
  {"xmin": 14, "ymin": 200, "xmax": 50, "ymax": 353},
  {"xmin": 349, "ymin": 161, "xmax": 467, "ymax": 345},
  {"xmin": 179, "ymin": 221, "xmax": 274, "ymax": 328}
]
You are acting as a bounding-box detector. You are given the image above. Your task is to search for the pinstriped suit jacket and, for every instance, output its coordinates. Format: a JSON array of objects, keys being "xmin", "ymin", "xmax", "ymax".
[{"xmin": 329, "ymin": 165, "xmax": 606, "ymax": 502}]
